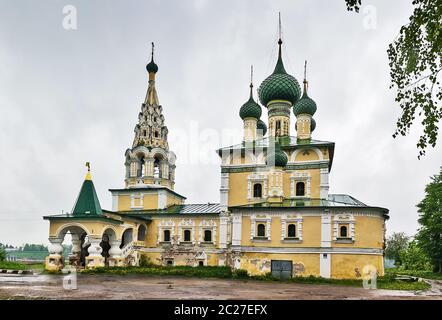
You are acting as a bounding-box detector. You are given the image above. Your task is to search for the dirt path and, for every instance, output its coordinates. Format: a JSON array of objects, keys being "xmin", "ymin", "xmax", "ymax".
[{"xmin": 0, "ymin": 274, "xmax": 440, "ymax": 300}]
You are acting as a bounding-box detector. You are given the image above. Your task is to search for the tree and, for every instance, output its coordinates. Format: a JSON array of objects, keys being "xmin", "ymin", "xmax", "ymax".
[
  {"xmin": 399, "ymin": 240, "xmax": 432, "ymax": 270},
  {"xmin": 345, "ymin": 0, "xmax": 442, "ymax": 158},
  {"xmin": 416, "ymin": 167, "xmax": 442, "ymax": 272},
  {"xmin": 385, "ymin": 232, "xmax": 410, "ymax": 265},
  {"xmin": 0, "ymin": 247, "xmax": 5, "ymax": 262}
]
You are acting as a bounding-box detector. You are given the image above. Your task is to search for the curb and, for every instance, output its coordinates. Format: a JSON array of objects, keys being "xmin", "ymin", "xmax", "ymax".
[{"xmin": 0, "ymin": 269, "xmax": 34, "ymax": 275}]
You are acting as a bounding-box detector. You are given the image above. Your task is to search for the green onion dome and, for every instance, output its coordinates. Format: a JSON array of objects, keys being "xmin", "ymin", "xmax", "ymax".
[
  {"xmin": 266, "ymin": 140, "xmax": 288, "ymax": 167},
  {"xmin": 258, "ymin": 39, "xmax": 301, "ymax": 106},
  {"xmin": 257, "ymin": 119, "xmax": 267, "ymax": 136},
  {"xmin": 239, "ymin": 84, "xmax": 262, "ymax": 120},
  {"xmin": 311, "ymin": 118, "xmax": 316, "ymax": 132},
  {"xmin": 293, "ymin": 89, "xmax": 317, "ymax": 116},
  {"xmin": 146, "ymin": 57, "xmax": 158, "ymax": 73}
]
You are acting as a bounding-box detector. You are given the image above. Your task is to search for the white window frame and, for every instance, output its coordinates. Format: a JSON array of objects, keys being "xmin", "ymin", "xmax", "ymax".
[
  {"xmin": 333, "ymin": 214, "xmax": 355, "ymax": 241},
  {"xmin": 178, "ymin": 219, "xmax": 196, "ymax": 244},
  {"xmin": 290, "ymin": 171, "xmax": 311, "ymax": 198},
  {"xmin": 157, "ymin": 219, "xmax": 175, "ymax": 244},
  {"xmin": 281, "ymin": 214, "xmax": 303, "ymax": 240},
  {"xmin": 247, "ymin": 173, "xmax": 268, "ymax": 200},
  {"xmin": 198, "ymin": 220, "xmax": 217, "ymax": 245},
  {"xmin": 250, "ymin": 215, "xmax": 271, "ymax": 240}
]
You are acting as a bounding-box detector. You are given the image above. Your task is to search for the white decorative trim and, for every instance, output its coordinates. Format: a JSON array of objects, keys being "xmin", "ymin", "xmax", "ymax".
[
  {"xmin": 333, "ymin": 214, "xmax": 356, "ymax": 241},
  {"xmin": 280, "ymin": 214, "xmax": 303, "ymax": 240},
  {"xmin": 290, "ymin": 146, "xmax": 323, "ymax": 162},
  {"xmin": 157, "ymin": 189, "xmax": 167, "ymax": 209},
  {"xmin": 232, "ymin": 246, "xmax": 383, "ymax": 255},
  {"xmin": 320, "ymin": 253, "xmax": 331, "ymax": 278},
  {"xmin": 247, "ymin": 173, "xmax": 268, "ymax": 200},
  {"xmin": 250, "ymin": 214, "xmax": 272, "ymax": 240},
  {"xmin": 321, "ymin": 210, "xmax": 332, "ymax": 248},
  {"xmin": 290, "ymin": 171, "xmax": 311, "ymax": 198},
  {"xmin": 320, "ymin": 167, "xmax": 329, "ymax": 199},
  {"xmin": 112, "ymin": 194, "xmax": 119, "ymax": 211},
  {"xmin": 130, "ymin": 193, "xmax": 144, "ymax": 210},
  {"xmin": 178, "ymin": 219, "xmax": 196, "ymax": 244},
  {"xmin": 157, "ymin": 219, "xmax": 175, "ymax": 244},
  {"xmin": 220, "ymin": 173, "xmax": 229, "ymax": 212},
  {"xmin": 198, "ymin": 220, "xmax": 217, "ymax": 245},
  {"xmin": 232, "ymin": 214, "xmax": 242, "ymax": 246}
]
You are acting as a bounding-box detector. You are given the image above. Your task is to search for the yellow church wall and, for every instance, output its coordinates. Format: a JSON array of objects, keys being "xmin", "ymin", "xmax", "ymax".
[
  {"xmin": 294, "ymin": 149, "xmax": 320, "ymax": 162},
  {"xmin": 239, "ymin": 252, "xmax": 320, "ymax": 277},
  {"xmin": 331, "ymin": 254, "xmax": 384, "ymax": 279},
  {"xmin": 332, "ymin": 215, "xmax": 385, "ymax": 249},
  {"xmin": 140, "ymin": 251, "xmax": 223, "ymax": 267},
  {"xmin": 48, "ymin": 219, "xmax": 134, "ymax": 240},
  {"xmin": 143, "ymin": 216, "xmax": 221, "ymax": 248},
  {"xmin": 240, "ymin": 215, "xmax": 321, "ymax": 247},
  {"xmin": 227, "ymin": 172, "xmax": 251, "ymax": 207},
  {"xmin": 116, "ymin": 193, "xmax": 158, "ymax": 211}
]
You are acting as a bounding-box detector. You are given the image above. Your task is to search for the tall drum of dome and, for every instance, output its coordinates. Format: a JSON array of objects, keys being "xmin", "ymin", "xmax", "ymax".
[
  {"xmin": 240, "ymin": 66, "xmax": 262, "ymax": 142},
  {"xmin": 294, "ymin": 61, "xmax": 317, "ymax": 140},
  {"xmin": 258, "ymin": 16, "xmax": 301, "ymax": 138}
]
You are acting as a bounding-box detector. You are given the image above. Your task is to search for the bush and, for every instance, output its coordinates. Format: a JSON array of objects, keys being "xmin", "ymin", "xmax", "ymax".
[
  {"xmin": 139, "ymin": 255, "xmax": 152, "ymax": 267},
  {"xmin": 232, "ymin": 269, "xmax": 249, "ymax": 279},
  {"xmin": 399, "ymin": 240, "xmax": 432, "ymax": 271}
]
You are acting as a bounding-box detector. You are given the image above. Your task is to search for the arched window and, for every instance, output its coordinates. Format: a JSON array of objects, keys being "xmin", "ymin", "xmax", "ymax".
[
  {"xmin": 137, "ymin": 225, "xmax": 146, "ymax": 241},
  {"xmin": 296, "ymin": 182, "xmax": 305, "ymax": 196},
  {"xmin": 340, "ymin": 226, "xmax": 348, "ymax": 238},
  {"xmin": 199, "ymin": 261, "xmax": 204, "ymax": 266},
  {"xmin": 204, "ymin": 230, "xmax": 212, "ymax": 242},
  {"xmin": 184, "ymin": 230, "xmax": 191, "ymax": 242},
  {"xmin": 275, "ymin": 120, "xmax": 281, "ymax": 136},
  {"xmin": 163, "ymin": 230, "xmax": 170, "ymax": 242},
  {"xmin": 288, "ymin": 224, "xmax": 296, "ymax": 238},
  {"xmin": 257, "ymin": 223, "xmax": 266, "ymax": 237},
  {"xmin": 253, "ymin": 183, "xmax": 262, "ymax": 198},
  {"xmin": 143, "ymin": 130, "xmax": 147, "ymax": 137},
  {"xmin": 154, "ymin": 131, "xmax": 159, "ymax": 138},
  {"xmin": 154, "ymin": 158, "xmax": 161, "ymax": 179}
]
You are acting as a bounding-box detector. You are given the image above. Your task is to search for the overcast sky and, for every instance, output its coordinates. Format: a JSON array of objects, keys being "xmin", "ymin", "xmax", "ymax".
[{"xmin": 0, "ymin": 0, "xmax": 440, "ymax": 246}]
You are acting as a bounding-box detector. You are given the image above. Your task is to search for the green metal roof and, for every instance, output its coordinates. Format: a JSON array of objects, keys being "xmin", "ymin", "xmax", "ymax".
[
  {"xmin": 216, "ymin": 136, "xmax": 335, "ymax": 170},
  {"xmin": 119, "ymin": 203, "xmax": 221, "ymax": 215},
  {"xmin": 230, "ymin": 194, "xmax": 389, "ymax": 216},
  {"xmin": 71, "ymin": 179, "xmax": 102, "ymax": 216}
]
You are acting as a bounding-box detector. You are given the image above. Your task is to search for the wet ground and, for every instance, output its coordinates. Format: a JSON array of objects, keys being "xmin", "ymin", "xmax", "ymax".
[{"xmin": 0, "ymin": 274, "xmax": 441, "ymax": 300}]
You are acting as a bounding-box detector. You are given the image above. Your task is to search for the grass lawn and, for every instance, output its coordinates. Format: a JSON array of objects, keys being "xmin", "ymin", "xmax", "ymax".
[
  {"xmin": 0, "ymin": 261, "xmax": 45, "ymax": 271},
  {"xmin": 79, "ymin": 265, "xmax": 430, "ymax": 291},
  {"xmin": 385, "ymin": 268, "xmax": 442, "ymax": 280}
]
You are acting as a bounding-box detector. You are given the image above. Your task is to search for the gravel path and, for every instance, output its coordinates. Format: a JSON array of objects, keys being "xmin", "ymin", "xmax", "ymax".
[{"xmin": 0, "ymin": 274, "xmax": 440, "ymax": 300}]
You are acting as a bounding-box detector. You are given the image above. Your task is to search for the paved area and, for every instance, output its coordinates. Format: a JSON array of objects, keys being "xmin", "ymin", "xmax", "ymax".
[{"xmin": 0, "ymin": 274, "xmax": 441, "ymax": 300}]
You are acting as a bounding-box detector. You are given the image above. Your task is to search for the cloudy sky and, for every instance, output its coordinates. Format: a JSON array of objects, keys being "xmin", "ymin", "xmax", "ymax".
[{"xmin": 0, "ymin": 0, "xmax": 440, "ymax": 246}]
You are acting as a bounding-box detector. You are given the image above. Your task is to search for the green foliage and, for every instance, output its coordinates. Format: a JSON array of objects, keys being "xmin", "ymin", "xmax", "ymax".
[
  {"xmin": 0, "ymin": 247, "xmax": 5, "ymax": 262},
  {"xmin": 416, "ymin": 167, "xmax": 442, "ymax": 272},
  {"xmin": 232, "ymin": 269, "xmax": 249, "ymax": 279},
  {"xmin": 385, "ymin": 232, "xmax": 410, "ymax": 265},
  {"xmin": 81, "ymin": 265, "xmax": 233, "ymax": 278},
  {"xmin": 386, "ymin": 267, "xmax": 442, "ymax": 280},
  {"xmin": 20, "ymin": 244, "xmax": 47, "ymax": 252},
  {"xmin": 0, "ymin": 261, "xmax": 28, "ymax": 270},
  {"xmin": 399, "ymin": 240, "xmax": 432, "ymax": 271},
  {"xmin": 344, "ymin": 0, "xmax": 361, "ymax": 12},
  {"xmin": 139, "ymin": 254, "xmax": 152, "ymax": 267},
  {"xmin": 346, "ymin": 0, "xmax": 442, "ymax": 157}
]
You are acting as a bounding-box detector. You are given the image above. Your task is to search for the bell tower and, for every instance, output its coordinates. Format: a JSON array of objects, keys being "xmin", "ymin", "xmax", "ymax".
[{"xmin": 124, "ymin": 43, "xmax": 177, "ymax": 190}]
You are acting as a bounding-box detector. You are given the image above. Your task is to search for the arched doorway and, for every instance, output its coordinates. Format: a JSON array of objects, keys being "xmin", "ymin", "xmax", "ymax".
[
  {"xmin": 137, "ymin": 225, "xmax": 146, "ymax": 242},
  {"xmin": 101, "ymin": 228, "xmax": 118, "ymax": 267},
  {"xmin": 54, "ymin": 224, "xmax": 90, "ymax": 268},
  {"xmin": 120, "ymin": 228, "xmax": 133, "ymax": 249}
]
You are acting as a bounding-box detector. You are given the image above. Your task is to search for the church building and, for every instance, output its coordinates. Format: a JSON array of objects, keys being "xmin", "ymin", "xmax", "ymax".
[{"xmin": 43, "ymin": 35, "xmax": 389, "ymax": 279}]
